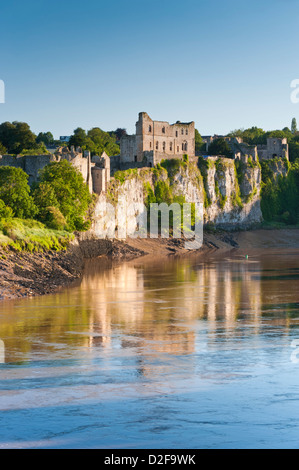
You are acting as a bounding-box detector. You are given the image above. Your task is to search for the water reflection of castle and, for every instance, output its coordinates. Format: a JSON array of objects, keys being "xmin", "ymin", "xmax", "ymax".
[
  {"xmin": 80, "ymin": 258, "xmax": 263, "ymax": 356},
  {"xmin": 4, "ymin": 254, "xmax": 297, "ymax": 365}
]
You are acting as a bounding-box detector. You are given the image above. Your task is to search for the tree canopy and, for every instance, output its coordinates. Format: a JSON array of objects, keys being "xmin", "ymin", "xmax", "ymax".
[
  {"xmin": 0, "ymin": 166, "xmax": 37, "ymax": 218},
  {"xmin": 36, "ymin": 131, "xmax": 54, "ymax": 146},
  {"xmin": 195, "ymin": 129, "xmax": 204, "ymax": 153},
  {"xmin": 291, "ymin": 118, "xmax": 298, "ymax": 135},
  {"xmin": 36, "ymin": 160, "xmax": 92, "ymax": 231},
  {"xmin": 207, "ymin": 138, "xmax": 233, "ymax": 158},
  {"xmin": 69, "ymin": 127, "xmax": 120, "ymax": 156},
  {"xmin": 0, "ymin": 121, "xmax": 37, "ymax": 154}
]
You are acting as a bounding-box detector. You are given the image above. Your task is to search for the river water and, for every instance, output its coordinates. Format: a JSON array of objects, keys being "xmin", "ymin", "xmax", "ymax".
[{"xmin": 0, "ymin": 250, "xmax": 299, "ymax": 449}]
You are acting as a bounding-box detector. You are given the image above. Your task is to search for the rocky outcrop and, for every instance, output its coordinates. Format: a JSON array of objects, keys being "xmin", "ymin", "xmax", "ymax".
[{"xmin": 90, "ymin": 157, "xmax": 263, "ymax": 238}]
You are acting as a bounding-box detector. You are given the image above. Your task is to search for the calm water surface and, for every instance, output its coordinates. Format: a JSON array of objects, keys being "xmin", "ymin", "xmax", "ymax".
[{"xmin": 1, "ymin": 250, "xmax": 299, "ymax": 449}]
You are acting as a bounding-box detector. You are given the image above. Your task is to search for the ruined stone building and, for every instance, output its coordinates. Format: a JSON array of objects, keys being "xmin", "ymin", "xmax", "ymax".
[
  {"xmin": 257, "ymin": 138, "xmax": 289, "ymax": 161},
  {"xmin": 205, "ymin": 136, "xmax": 289, "ymax": 163},
  {"xmin": 227, "ymin": 137, "xmax": 259, "ymax": 162},
  {"xmin": 0, "ymin": 146, "xmax": 111, "ymax": 195},
  {"xmin": 120, "ymin": 112, "xmax": 195, "ymax": 166},
  {"xmin": 0, "ymin": 111, "xmax": 290, "ymax": 197},
  {"xmin": 91, "ymin": 152, "xmax": 110, "ymax": 194}
]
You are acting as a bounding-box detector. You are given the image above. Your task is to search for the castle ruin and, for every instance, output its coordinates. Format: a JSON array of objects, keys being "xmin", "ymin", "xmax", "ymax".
[
  {"xmin": 206, "ymin": 136, "xmax": 289, "ymax": 163},
  {"xmin": 120, "ymin": 112, "xmax": 195, "ymax": 166},
  {"xmin": 0, "ymin": 146, "xmax": 110, "ymax": 195},
  {"xmin": 0, "ymin": 111, "xmax": 290, "ymax": 196}
]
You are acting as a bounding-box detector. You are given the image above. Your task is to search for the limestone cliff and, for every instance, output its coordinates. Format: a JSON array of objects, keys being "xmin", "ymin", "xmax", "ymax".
[{"xmin": 91, "ymin": 157, "xmax": 263, "ymax": 238}]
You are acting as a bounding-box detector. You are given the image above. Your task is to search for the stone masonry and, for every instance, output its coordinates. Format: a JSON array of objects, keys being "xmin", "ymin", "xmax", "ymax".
[
  {"xmin": 120, "ymin": 112, "xmax": 195, "ymax": 166},
  {"xmin": 0, "ymin": 146, "xmax": 111, "ymax": 195}
]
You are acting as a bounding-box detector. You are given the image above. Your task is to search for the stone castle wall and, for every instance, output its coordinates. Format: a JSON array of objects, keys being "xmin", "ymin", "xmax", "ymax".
[
  {"xmin": 120, "ymin": 112, "xmax": 195, "ymax": 164},
  {"xmin": 0, "ymin": 154, "xmax": 53, "ymax": 185}
]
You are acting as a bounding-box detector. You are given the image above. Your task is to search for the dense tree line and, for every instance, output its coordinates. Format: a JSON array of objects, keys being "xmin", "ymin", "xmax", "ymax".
[
  {"xmin": 0, "ymin": 122, "xmax": 56, "ymax": 155},
  {"xmin": 0, "ymin": 121, "xmax": 122, "ymax": 157},
  {"xmin": 0, "ymin": 161, "xmax": 92, "ymax": 231},
  {"xmin": 68, "ymin": 127, "xmax": 120, "ymax": 156}
]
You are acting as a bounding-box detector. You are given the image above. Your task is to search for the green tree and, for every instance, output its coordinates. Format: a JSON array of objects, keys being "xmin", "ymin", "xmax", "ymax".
[
  {"xmin": 20, "ymin": 143, "xmax": 49, "ymax": 155},
  {"xmin": 0, "ymin": 166, "xmax": 37, "ymax": 218},
  {"xmin": 208, "ymin": 138, "xmax": 233, "ymax": 158},
  {"xmin": 0, "ymin": 122, "xmax": 16, "ymax": 152},
  {"xmin": 195, "ymin": 129, "xmax": 203, "ymax": 153},
  {"xmin": 289, "ymin": 142, "xmax": 299, "ymax": 162},
  {"xmin": 242, "ymin": 127, "xmax": 266, "ymax": 145},
  {"xmin": 43, "ymin": 206, "xmax": 67, "ymax": 231},
  {"xmin": 260, "ymin": 160, "xmax": 299, "ymax": 224},
  {"xmin": 36, "ymin": 131, "xmax": 54, "ymax": 146},
  {"xmin": 0, "ymin": 199, "xmax": 14, "ymax": 219},
  {"xmin": 68, "ymin": 127, "xmax": 120, "ymax": 156},
  {"xmin": 68, "ymin": 127, "xmax": 87, "ymax": 148},
  {"xmin": 0, "ymin": 121, "xmax": 37, "ymax": 154},
  {"xmin": 291, "ymin": 118, "xmax": 298, "ymax": 135},
  {"xmin": 87, "ymin": 127, "xmax": 120, "ymax": 156},
  {"xmin": 0, "ymin": 142, "xmax": 7, "ymax": 154},
  {"xmin": 109, "ymin": 128, "xmax": 127, "ymax": 142},
  {"xmin": 38, "ymin": 160, "xmax": 92, "ymax": 231},
  {"xmin": 33, "ymin": 182, "xmax": 59, "ymax": 222}
]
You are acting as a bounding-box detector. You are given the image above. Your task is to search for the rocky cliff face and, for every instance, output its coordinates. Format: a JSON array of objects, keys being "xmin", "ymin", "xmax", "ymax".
[{"xmin": 91, "ymin": 157, "xmax": 264, "ymax": 239}]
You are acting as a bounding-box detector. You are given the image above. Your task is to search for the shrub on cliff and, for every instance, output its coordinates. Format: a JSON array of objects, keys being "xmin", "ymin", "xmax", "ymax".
[
  {"xmin": 38, "ymin": 160, "xmax": 92, "ymax": 231},
  {"xmin": 0, "ymin": 166, "xmax": 37, "ymax": 219}
]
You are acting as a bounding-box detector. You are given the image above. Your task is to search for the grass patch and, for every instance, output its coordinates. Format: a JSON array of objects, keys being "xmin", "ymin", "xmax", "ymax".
[{"xmin": 0, "ymin": 218, "xmax": 73, "ymax": 252}]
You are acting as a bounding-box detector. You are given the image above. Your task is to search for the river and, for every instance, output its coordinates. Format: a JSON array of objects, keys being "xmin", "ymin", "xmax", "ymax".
[{"xmin": 0, "ymin": 250, "xmax": 299, "ymax": 449}]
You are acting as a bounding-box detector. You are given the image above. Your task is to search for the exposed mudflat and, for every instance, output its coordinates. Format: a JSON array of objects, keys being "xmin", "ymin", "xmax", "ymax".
[{"xmin": 0, "ymin": 228, "xmax": 298, "ymax": 301}]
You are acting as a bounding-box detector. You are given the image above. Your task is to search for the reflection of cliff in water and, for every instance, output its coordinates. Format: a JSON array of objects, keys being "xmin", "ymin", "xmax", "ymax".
[{"xmin": 1, "ymin": 253, "xmax": 299, "ymax": 365}]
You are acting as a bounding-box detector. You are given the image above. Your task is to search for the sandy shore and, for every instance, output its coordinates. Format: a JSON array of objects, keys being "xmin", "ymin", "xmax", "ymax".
[{"xmin": 0, "ymin": 228, "xmax": 299, "ymax": 301}]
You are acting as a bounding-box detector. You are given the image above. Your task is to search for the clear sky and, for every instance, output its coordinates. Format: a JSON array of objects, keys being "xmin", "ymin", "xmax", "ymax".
[{"xmin": 1, "ymin": 0, "xmax": 299, "ymax": 138}]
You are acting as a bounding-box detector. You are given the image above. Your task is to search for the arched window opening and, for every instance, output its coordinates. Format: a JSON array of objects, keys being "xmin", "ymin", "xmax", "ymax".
[
  {"xmin": 149, "ymin": 125, "xmax": 152, "ymax": 132},
  {"xmin": 170, "ymin": 142, "xmax": 173, "ymax": 152},
  {"xmin": 162, "ymin": 126, "xmax": 165, "ymax": 134},
  {"xmin": 163, "ymin": 142, "xmax": 166, "ymax": 151},
  {"xmin": 156, "ymin": 141, "xmax": 159, "ymax": 150}
]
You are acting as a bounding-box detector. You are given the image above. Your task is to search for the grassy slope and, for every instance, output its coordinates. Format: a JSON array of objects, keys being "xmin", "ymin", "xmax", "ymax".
[{"xmin": 0, "ymin": 218, "xmax": 73, "ymax": 252}]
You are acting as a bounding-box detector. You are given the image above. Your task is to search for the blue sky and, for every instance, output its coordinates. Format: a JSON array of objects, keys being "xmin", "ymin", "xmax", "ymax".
[{"xmin": 1, "ymin": 0, "xmax": 299, "ymax": 138}]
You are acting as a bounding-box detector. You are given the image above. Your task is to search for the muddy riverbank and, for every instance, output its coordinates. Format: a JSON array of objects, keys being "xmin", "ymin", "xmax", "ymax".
[{"xmin": 0, "ymin": 228, "xmax": 298, "ymax": 301}]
